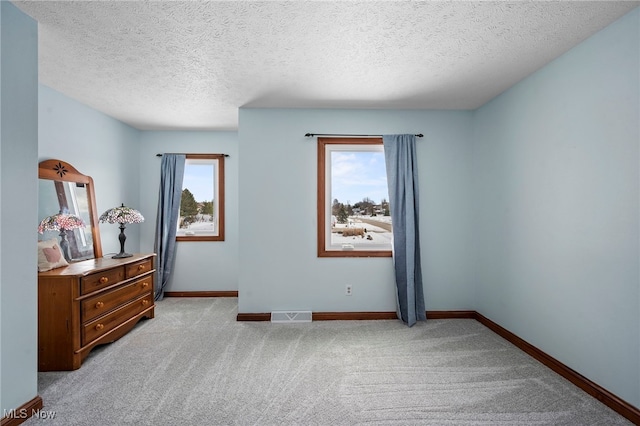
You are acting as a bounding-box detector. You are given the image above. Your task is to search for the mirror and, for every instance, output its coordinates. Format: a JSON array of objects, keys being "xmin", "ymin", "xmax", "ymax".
[{"xmin": 38, "ymin": 159, "xmax": 103, "ymax": 261}]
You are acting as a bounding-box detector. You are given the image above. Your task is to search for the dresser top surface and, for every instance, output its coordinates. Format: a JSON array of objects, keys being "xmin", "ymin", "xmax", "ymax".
[{"xmin": 38, "ymin": 253, "xmax": 155, "ymax": 277}]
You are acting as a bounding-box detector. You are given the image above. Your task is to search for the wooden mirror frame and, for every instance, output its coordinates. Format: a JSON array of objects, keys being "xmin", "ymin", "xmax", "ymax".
[{"xmin": 38, "ymin": 159, "xmax": 103, "ymax": 259}]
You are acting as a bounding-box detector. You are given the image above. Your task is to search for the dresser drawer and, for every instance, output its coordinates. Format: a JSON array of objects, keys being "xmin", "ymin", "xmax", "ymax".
[
  {"xmin": 82, "ymin": 294, "xmax": 153, "ymax": 344},
  {"xmin": 80, "ymin": 267, "xmax": 125, "ymax": 295},
  {"xmin": 39, "ymin": 253, "xmax": 156, "ymax": 371},
  {"xmin": 81, "ymin": 276, "xmax": 153, "ymax": 323},
  {"xmin": 125, "ymin": 258, "xmax": 153, "ymax": 279}
]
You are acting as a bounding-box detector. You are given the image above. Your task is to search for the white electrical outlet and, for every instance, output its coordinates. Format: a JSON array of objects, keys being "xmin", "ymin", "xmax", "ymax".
[{"xmin": 345, "ymin": 285, "xmax": 352, "ymax": 296}]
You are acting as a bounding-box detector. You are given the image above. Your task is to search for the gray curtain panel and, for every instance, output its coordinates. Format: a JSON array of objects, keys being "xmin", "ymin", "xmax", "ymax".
[
  {"xmin": 383, "ymin": 134, "xmax": 426, "ymax": 327},
  {"xmin": 154, "ymin": 154, "xmax": 185, "ymax": 301}
]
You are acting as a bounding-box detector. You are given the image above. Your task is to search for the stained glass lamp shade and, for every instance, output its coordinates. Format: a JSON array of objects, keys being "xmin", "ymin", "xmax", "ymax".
[
  {"xmin": 99, "ymin": 204, "xmax": 144, "ymax": 259},
  {"xmin": 38, "ymin": 212, "xmax": 86, "ymax": 261}
]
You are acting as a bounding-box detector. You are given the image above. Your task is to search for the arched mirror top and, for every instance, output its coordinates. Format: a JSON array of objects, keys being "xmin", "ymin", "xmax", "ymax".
[{"xmin": 38, "ymin": 159, "xmax": 103, "ymax": 260}]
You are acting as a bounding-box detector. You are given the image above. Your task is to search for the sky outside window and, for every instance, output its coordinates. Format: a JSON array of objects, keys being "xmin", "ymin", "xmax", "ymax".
[
  {"xmin": 331, "ymin": 151, "xmax": 389, "ymax": 205},
  {"xmin": 183, "ymin": 163, "xmax": 214, "ymax": 202}
]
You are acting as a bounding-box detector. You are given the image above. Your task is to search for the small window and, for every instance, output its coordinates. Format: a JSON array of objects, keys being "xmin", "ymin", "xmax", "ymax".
[
  {"xmin": 177, "ymin": 154, "xmax": 225, "ymax": 242},
  {"xmin": 317, "ymin": 138, "xmax": 392, "ymax": 257}
]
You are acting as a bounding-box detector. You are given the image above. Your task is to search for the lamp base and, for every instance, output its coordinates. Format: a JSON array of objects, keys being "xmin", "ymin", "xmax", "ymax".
[
  {"xmin": 59, "ymin": 230, "xmax": 72, "ymax": 262},
  {"xmin": 112, "ymin": 223, "xmax": 133, "ymax": 259},
  {"xmin": 112, "ymin": 252, "xmax": 133, "ymax": 259}
]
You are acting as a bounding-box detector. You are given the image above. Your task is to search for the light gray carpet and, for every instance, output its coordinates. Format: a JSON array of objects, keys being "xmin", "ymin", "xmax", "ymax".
[{"xmin": 26, "ymin": 298, "xmax": 632, "ymax": 425}]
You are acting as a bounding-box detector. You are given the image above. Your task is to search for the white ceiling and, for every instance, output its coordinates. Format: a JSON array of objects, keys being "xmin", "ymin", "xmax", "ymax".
[{"xmin": 13, "ymin": 1, "xmax": 639, "ymax": 131}]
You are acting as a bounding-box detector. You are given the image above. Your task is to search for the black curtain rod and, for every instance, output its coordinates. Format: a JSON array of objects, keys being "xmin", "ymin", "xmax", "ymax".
[
  {"xmin": 156, "ymin": 153, "xmax": 230, "ymax": 157},
  {"xmin": 305, "ymin": 133, "xmax": 423, "ymax": 138}
]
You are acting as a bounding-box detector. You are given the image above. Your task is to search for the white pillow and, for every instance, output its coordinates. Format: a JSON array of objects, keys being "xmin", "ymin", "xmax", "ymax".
[{"xmin": 37, "ymin": 239, "xmax": 69, "ymax": 272}]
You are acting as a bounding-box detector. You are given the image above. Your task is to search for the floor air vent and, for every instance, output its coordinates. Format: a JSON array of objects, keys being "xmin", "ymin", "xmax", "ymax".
[{"xmin": 271, "ymin": 311, "xmax": 312, "ymax": 323}]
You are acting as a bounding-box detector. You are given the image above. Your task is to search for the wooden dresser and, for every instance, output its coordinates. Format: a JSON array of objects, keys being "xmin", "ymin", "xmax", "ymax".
[{"xmin": 37, "ymin": 253, "xmax": 156, "ymax": 371}]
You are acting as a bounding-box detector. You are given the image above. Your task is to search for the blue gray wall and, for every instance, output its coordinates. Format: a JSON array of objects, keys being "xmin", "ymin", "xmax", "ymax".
[
  {"xmin": 38, "ymin": 99, "xmax": 240, "ymax": 291},
  {"xmin": 137, "ymin": 131, "xmax": 239, "ymax": 292},
  {"xmin": 38, "ymin": 85, "xmax": 142, "ymax": 256},
  {"xmin": 473, "ymin": 7, "xmax": 639, "ymax": 407},
  {"xmin": 0, "ymin": 1, "xmax": 38, "ymax": 414},
  {"xmin": 237, "ymin": 109, "xmax": 475, "ymax": 314}
]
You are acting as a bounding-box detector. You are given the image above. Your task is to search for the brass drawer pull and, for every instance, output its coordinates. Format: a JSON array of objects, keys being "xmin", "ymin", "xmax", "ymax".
[
  {"xmin": 142, "ymin": 299, "xmax": 149, "ymax": 306},
  {"xmin": 95, "ymin": 323, "xmax": 104, "ymax": 331},
  {"xmin": 99, "ymin": 276, "xmax": 109, "ymax": 284},
  {"xmin": 95, "ymin": 301, "xmax": 104, "ymax": 309},
  {"xmin": 137, "ymin": 265, "xmax": 145, "ymax": 271},
  {"xmin": 141, "ymin": 282, "xmax": 149, "ymax": 288}
]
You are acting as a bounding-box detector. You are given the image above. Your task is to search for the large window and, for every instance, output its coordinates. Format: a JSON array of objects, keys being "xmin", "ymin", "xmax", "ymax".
[
  {"xmin": 317, "ymin": 138, "xmax": 392, "ymax": 257},
  {"xmin": 177, "ymin": 154, "xmax": 225, "ymax": 241}
]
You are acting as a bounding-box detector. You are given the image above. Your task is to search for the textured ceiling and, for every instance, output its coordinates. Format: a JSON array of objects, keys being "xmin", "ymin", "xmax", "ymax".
[{"xmin": 13, "ymin": 1, "xmax": 639, "ymax": 130}]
